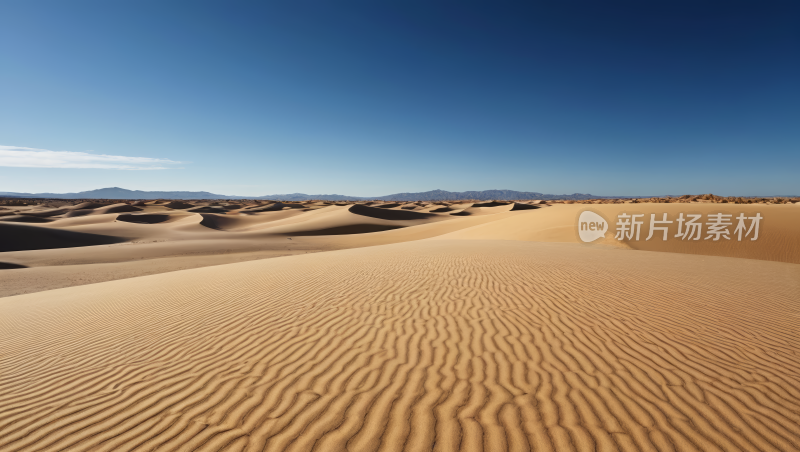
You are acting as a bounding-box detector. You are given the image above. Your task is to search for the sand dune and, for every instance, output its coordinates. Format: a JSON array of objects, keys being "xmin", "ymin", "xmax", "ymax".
[
  {"xmin": 421, "ymin": 205, "xmax": 455, "ymax": 213},
  {"xmin": 239, "ymin": 202, "xmax": 305, "ymax": 213},
  {"xmin": 349, "ymin": 204, "xmax": 440, "ymax": 221},
  {"xmin": 164, "ymin": 201, "xmax": 195, "ymax": 209},
  {"xmin": 0, "ymin": 203, "xmax": 142, "ymax": 221},
  {"xmin": 188, "ymin": 206, "xmax": 230, "ymax": 214},
  {"xmin": 0, "ymin": 222, "xmax": 127, "ymax": 252},
  {"xmin": 1, "ymin": 196, "xmax": 799, "ymax": 450},
  {"xmin": 472, "ymin": 201, "xmax": 511, "ymax": 207},
  {"xmin": 441, "ymin": 204, "xmax": 800, "ymax": 264},
  {"xmin": 250, "ymin": 206, "xmax": 429, "ymax": 236},
  {"xmin": 0, "ymin": 249, "xmax": 311, "ymax": 297},
  {"xmin": 91, "ymin": 203, "xmax": 143, "ymax": 215},
  {"xmin": 116, "ymin": 213, "xmax": 195, "ymax": 224},
  {"xmin": 510, "ymin": 202, "xmax": 540, "ymax": 211},
  {"xmin": 13, "ymin": 208, "xmax": 71, "ymax": 218},
  {"xmin": 46, "ymin": 213, "xmax": 126, "ymax": 228},
  {"xmin": 198, "ymin": 210, "xmax": 311, "ymax": 232},
  {"xmin": 1, "ymin": 240, "xmax": 798, "ymax": 451},
  {"xmin": 2, "ymin": 200, "xmax": 797, "ymax": 298},
  {"xmin": 0, "ymin": 215, "xmax": 54, "ymax": 223},
  {"xmin": 61, "ymin": 209, "xmax": 98, "ymax": 218},
  {"xmin": 0, "ymin": 205, "xmax": 521, "ymax": 297},
  {"xmin": 451, "ymin": 203, "xmax": 515, "ymax": 216},
  {"xmin": 71, "ymin": 202, "xmax": 110, "ymax": 210}
]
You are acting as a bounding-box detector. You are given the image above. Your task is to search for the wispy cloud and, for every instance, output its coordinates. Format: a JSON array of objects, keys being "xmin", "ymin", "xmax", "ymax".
[{"xmin": 0, "ymin": 145, "xmax": 182, "ymax": 170}]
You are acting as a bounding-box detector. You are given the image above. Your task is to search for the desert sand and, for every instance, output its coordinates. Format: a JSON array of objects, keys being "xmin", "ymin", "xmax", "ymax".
[{"xmin": 1, "ymin": 198, "xmax": 799, "ymax": 451}]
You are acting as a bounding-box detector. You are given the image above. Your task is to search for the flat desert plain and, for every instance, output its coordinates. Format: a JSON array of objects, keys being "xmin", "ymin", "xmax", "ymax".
[{"xmin": 1, "ymin": 199, "xmax": 799, "ymax": 451}]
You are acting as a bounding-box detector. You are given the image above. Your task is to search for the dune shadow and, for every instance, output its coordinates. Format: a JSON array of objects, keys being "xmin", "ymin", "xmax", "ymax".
[
  {"xmin": 0, "ymin": 223, "xmax": 127, "ymax": 252},
  {"xmin": 510, "ymin": 203, "xmax": 541, "ymax": 211},
  {"xmin": 116, "ymin": 214, "xmax": 172, "ymax": 224},
  {"xmin": 0, "ymin": 215, "xmax": 54, "ymax": 223},
  {"xmin": 188, "ymin": 206, "xmax": 229, "ymax": 214},
  {"xmin": 471, "ymin": 201, "xmax": 511, "ymax": 208},
  {"xmin": 289, "ymin": 224, "xmax": 404, "ymax": 236},
  {"xmin": 165, "ymin": 201, "xmax": 195, "ymax": 209},
  {"xmin": 244, "ymin": 202, "xmax": 305, "ymax": 213},
  {"xmin": 95, "ymin": 205, "xmax": 143, "ymax": 215},
  {"xmin": 349, "ymin": 204, "xmax": 436, "ymax": 220},
  {"xmin": 62, "ymin": 209, "xmax": 94, "ymax": 218},
  {"xmin": 16, "ymin": 208, "xmax": 70, "ymax": 218}
]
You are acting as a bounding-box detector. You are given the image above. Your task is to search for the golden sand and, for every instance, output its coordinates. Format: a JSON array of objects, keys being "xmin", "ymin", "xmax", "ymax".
[{"xmin": 1, "ymin": 200, "xmax": 799, "ymax": 451}]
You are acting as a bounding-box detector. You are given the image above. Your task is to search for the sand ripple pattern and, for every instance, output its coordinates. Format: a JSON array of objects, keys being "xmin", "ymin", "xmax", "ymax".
[{"xmin": 1, "ymin": 240, "xmax": 799, "ymax": 452}]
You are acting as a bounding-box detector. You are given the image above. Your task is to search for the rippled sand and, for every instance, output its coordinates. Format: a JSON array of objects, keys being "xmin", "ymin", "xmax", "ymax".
[{"xmin": 2, "ymin": 239, "xmax": 799, "ymax": 451}]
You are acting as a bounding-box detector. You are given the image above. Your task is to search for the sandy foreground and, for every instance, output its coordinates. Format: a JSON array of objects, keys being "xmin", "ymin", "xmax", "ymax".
[{"xmin": 1, "ymin": 201, "xmax": 799, "ymax": 451}]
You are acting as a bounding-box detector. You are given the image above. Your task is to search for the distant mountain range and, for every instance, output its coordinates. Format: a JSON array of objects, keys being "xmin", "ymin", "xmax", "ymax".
[
  {"xmin": 0, "ymin": 187, "xmax": 648, "ymax": 201},
  {"xmin": 370, "ymin": 189, "xmax": 606, "ymax": 202},
  {"xmin": 0, "ymin": 188, "xmax": 229, "ymax": 200}
]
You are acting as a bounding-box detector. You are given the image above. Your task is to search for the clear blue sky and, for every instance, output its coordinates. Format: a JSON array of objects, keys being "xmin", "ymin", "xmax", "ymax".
[{"xmin": 1, "ymin": 1, "xmax": 798, "ymax": 196}]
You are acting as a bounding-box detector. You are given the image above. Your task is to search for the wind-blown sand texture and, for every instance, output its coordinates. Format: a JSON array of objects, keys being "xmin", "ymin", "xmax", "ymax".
[{"xmin": 1, "ymin": 198, "xmax": 799, "ymax": 451}]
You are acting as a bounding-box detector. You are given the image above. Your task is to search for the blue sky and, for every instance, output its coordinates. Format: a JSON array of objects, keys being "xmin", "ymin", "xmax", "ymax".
[{"xmin": 1, "ymin": 1, "xmax": 798, "ymax": 196}]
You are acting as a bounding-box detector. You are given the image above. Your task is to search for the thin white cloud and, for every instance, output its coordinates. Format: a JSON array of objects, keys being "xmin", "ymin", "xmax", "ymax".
[{"xmin": 0, "ymin": 145, "xmax": 182, "ymax": 170}]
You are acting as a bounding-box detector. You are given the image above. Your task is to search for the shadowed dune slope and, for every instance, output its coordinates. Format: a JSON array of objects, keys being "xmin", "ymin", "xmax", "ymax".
[
  {"xmin": 422, "ymin": 205, "xmax": 455, "ymax": 213},
  {"xmin": 349, "ymin": 203, "xmax": 438, "ymax": 220},
  {"xmin": 24, "ymin": 204, "xmax": 142, "ymax": 219},
  {"xmin": 61, "ymin": 209, "xmax": 97, "ymax": 218},
  {"xmin": 115, "ymin": 213, "xmax": 172, "ymax": 224},
  {"xmin": 188, "ymin": 206, "xmax": 229, "ymax": 213},
  {"xmin": 0, "ymin": 223, "xmax": 128, "ymax": 252},
  {"xmin": 45, "ymin": 213, "xmax": 126, "ymax": 228},
  {"xmin": 239, "ymin": 202, "xmax": 307, "ymax": 213},
  {"xmin": 11, "ymin": 208, "xmax": 70, "ymax": 218},
  {"xmin": 0, "ymin": 215, "xmax": 53, "ymax": 223},
  {"xmin": 450, "ymin": 204, "xmax": 515, "ymax": 216},
  {"xmin": 289, "ymin": 223, "xmax": 404, "ymax": 235},
  {"xmin": 242, "ymin": 204, "xmax": 283, "ymax": 213},
  {"xmin": 116, "ymin": 213, "xmax": 193, "ymax": 224},
  {"xmin": 92, "ymin": 203, "xmax": 143, "ymax": 215},
  {"xmin": 510, "ymin": 202, "xmax": 540, "ymax": 211},
  {"xmin": 164, "ymin": 201, "xmax": 195, "ymax": 210},
  {"xmin": 471, "ymin": 201, "xmax": 511, "ymax": 207},
  {"xmin": 71, "ymin": 202, "xmax": 109, "ymax": 210},
  {"xmin": 1, "ymin": 240, "xmax": 799, "ymax": 452},
  {"xmin": 244, "ymin": 206, "xmax": 448, "ymax": 237},
  {"xmin": 198, "ymin": 210, "xmax": 309, "ymax": 231}
]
